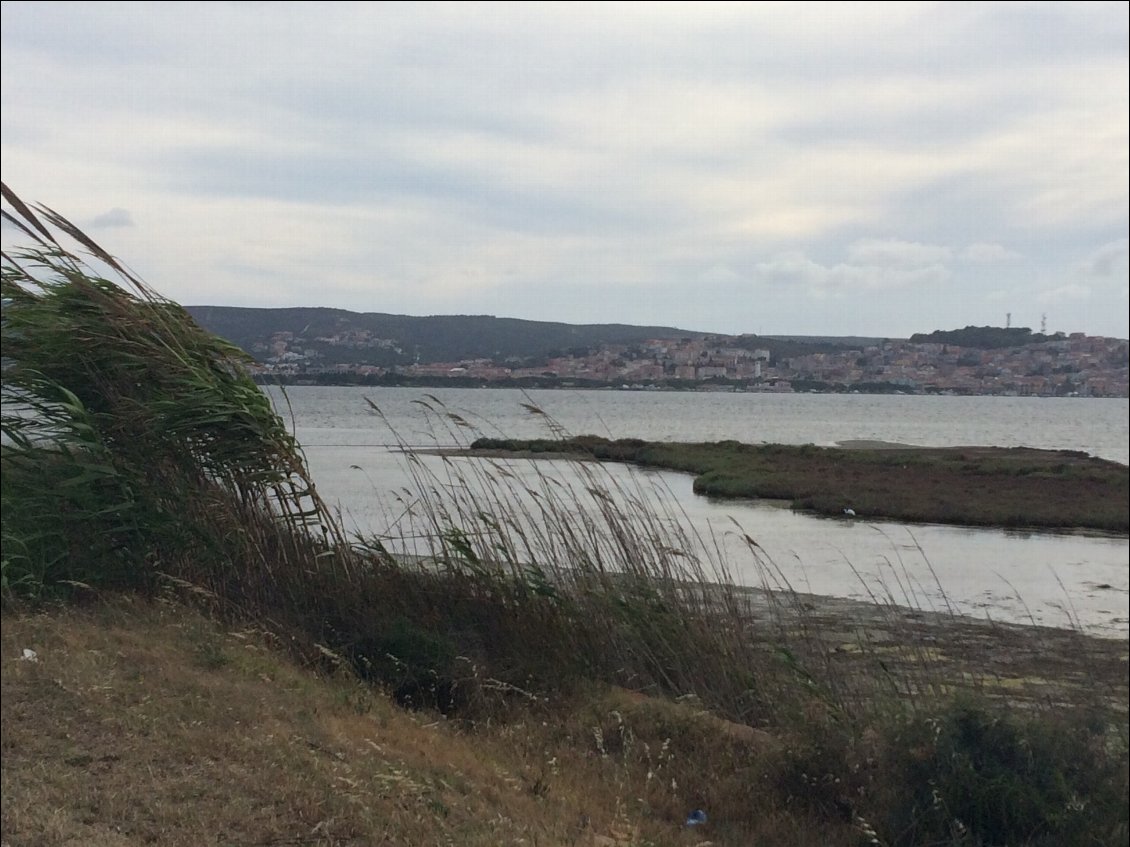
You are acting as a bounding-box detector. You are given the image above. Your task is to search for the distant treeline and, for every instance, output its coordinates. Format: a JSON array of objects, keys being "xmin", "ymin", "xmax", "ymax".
[
  {"xmin": 186, "ymin": 305, "xmax": 870, "ymax": 369},
  {"xmin": 186, "ymin": 306, "xmax": 704, "ymax": 366},
  {"xmin": 909, "ymin": 326, "xmax": 1061, "ymax": 349}
]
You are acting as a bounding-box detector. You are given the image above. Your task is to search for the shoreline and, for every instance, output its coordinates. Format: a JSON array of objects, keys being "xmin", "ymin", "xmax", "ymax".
[
  {"xmin": 256, "ymin": 376, "xmax": 1130, "ymax": 400},
  {"xmin": 724, "ymin": 581, "xmax": 1128, "ymax": 642},
  {"xmin": 384, "ymin": 556, "xmax": 1129, "ymax": 709},
  {"xmin": 734, "ymin": 583, "xmax": 1129, "ymax": 713}
]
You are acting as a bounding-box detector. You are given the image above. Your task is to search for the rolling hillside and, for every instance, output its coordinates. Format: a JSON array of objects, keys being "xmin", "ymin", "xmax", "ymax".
[{"xmin": 185, "ymin": 305, "xmax": 707, "ymax": 366}]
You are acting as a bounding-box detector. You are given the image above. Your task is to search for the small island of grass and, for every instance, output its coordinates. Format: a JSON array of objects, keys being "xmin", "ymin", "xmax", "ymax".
[{"xmin": 468, "ymin": 436, "xmax": 1130, "ymax": 533}]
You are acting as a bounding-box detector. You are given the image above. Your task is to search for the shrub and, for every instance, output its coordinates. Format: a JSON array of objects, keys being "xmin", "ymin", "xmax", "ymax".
[
  {"xmin": 870, "ymin": 699, "xmax": 1129, "ymax": 846},
  {"xmin": 1, "ymin": 183, "xmax": 351, "ymax": 601}
]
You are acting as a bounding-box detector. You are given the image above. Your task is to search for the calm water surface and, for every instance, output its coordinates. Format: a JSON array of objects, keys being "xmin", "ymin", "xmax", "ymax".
[
  {"xmin": 274, "ymin": 386, "xmax": 1129, "ymax": 462},
  {"xmin": 270, "ymin": 387, "xmax": 1130, "ymax": 638}
]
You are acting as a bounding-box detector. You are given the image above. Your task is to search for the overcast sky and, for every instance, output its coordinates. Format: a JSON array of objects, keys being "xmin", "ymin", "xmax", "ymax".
[{"xmin": 2, "ymin": 2, "xmax": 1127, "ymax": 338}]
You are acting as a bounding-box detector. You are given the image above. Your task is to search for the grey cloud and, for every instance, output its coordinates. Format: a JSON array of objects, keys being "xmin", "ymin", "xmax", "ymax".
[
  {"xmin": 867, "ymin": 167, "xmax": 1110, "ymax": 257},
  {"xmin": 975, "ymin": 2, "xmax": 1129, "ymax": 61},
  {"xmin": 2, "ymin": 2, "xmax": 1127, "ymax": 339},
  {"xmin": 697, "ymin": 264, "xmax": 744, "ymax": 285},
  {"xmin": 0, "ymin": 2, "xmax": 169, "ymax": 67},
  {"xmin": 158, "ymin": 141, "xmax": 686, "ymax": 237},
  {"xmin": 754, "ymin": 251, "xmax": 950, "ymax": 294},
  {"xmin": 1083, "ymin": 239, "xmax": 1129, "ymax": 276},
  {"xmin": 88, "ymin": 208, "xmax": 134, "ymax": 229},
  {"xmin": 962, "ymin": 243, "xmax": 1021, "ymax": 263}
]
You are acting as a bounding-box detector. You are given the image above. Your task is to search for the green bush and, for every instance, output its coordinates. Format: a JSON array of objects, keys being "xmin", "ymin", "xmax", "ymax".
[
  {"xmin": 1, "ymin": 184, "xmax": 348, "ymax": 600},
  {"xmin": 873, "ymin": 700, "xmax": 1129, "ymax": 846}
]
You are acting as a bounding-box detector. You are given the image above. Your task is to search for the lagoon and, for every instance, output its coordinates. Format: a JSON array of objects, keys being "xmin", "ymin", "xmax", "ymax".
[{"xmin": 269, "ymin": 386, "xmax": 1130, "ymax": 639}]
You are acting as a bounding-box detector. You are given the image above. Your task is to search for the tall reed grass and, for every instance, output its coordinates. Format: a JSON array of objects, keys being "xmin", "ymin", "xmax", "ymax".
[
  {"xmin": 350, "ymin": 395, "xmax": 787, "ymax": 718},
  {"xmin": 1, "ymin": 183, "xmax": 353, "ymax": 604}
]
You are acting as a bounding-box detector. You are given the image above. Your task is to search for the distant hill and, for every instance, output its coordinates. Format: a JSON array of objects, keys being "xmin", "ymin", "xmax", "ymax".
[
  {"xmin": 909, "ymin": 326, "xmax": 1061, "ymax": 349},
  {"xmin": 185, "ymin": 306, "xmax": 708, "ymax": 367},
  {"xmin": 763, "ymin": 334, "xmax": 892, "ymax": 347}
]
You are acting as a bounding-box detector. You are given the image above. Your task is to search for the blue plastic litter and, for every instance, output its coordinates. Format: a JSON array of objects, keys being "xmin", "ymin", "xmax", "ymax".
[{"xmin": 685, "ymin": 809, "xmax": 707, "ymax": 826}]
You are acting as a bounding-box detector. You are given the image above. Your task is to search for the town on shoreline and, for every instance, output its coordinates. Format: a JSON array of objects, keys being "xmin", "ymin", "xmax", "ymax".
[{"xmin": 254, "ymin": 331, "xmax": 1129, "ymax": 397}]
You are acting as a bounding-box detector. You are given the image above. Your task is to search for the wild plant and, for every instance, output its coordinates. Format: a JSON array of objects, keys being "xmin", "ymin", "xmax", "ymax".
[
  {"xmin": 351, "ymin": 394, "xmax": 789, "ymax": 720},
  {"xmin": 1, "ymin": 183, "xmax": 354, "ymax": 603}
]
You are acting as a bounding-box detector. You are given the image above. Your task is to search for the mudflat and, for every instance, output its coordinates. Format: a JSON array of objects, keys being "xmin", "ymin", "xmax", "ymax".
[{"xmin": 727, "ymin": 585, "xmax": 1129, "ymax": 715}]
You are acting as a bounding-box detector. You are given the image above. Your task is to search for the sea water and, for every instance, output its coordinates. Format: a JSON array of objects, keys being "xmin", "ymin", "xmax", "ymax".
[{"xmin": 269, "ymin": 386, "xmax": 1130, "ymax": 638}]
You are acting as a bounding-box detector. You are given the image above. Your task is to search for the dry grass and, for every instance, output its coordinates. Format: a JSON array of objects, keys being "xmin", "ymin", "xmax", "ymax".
[
  {"xmin": 8, "ymin": 598, "xmax": 1122, "ymax": 847},
  {"xmin": 1, "ymin": 598, "xmax": 865, "ymax": 847}
]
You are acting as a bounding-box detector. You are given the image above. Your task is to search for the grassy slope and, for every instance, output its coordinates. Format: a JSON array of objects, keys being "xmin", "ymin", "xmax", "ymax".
[
  {"xmin": 2, "ymin": 600, "xmax": 859, "ymax": 847},
  {"xmin": 5, "ymin": 599, "xmax": 1127, "ymax": 846},
  {"xmin": 469, "ymin": 437, "xmax": 1130, "ymax": 532}
]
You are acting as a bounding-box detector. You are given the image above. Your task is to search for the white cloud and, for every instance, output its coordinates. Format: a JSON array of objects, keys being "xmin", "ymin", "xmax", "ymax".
[
  {"xmin": 1037, "ymin": 284, "xmax": 1092, "ymax": 305},
  {"xmin": 755, "ymin": 237, "xmax": 956, "ymax": 299},
  {"xmin": 846, "ymin": 238, "xmax": 952, "ymax": 267},
  {"xmin": 962, "ymin": 242, "xmax": 1021, "ymax": 263},
  {"xmin": 755, "ymin": 250, "xmax": 950, "ymax": 295}
]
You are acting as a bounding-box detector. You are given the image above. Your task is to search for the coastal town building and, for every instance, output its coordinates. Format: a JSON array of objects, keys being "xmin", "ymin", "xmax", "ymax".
[{"xmin": 251, "ymin": 331, "xmax": 1129, "ymax": 397}]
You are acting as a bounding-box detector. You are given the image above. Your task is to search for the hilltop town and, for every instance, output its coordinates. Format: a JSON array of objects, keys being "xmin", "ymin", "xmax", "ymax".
[{"xmin": 247, "ymin": 325, "xmax": 1128, "ymax": 397}]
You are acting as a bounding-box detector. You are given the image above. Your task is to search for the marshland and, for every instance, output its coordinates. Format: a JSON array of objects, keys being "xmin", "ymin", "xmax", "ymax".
[
  {"xmin": 465, "ymin": 435, "xmax": 1129, "ymax": 532},
  {"xmin": 2, "ymin": 187, "xmax": 1128, "ymax": 846}
]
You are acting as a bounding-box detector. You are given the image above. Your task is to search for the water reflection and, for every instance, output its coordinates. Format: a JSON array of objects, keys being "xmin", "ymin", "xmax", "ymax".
[{"xmin": 304, "ymin": 444, "xmax": 1129, "ymax": 640}]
